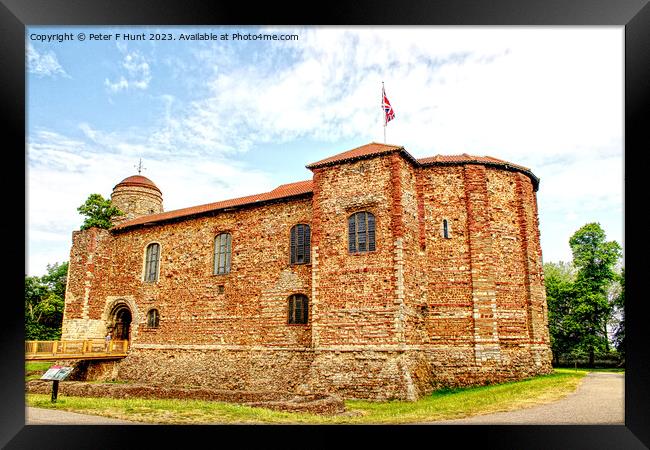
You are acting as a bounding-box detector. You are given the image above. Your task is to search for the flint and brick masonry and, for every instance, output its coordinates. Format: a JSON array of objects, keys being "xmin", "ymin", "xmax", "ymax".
[{"xmin": 62, "ymin": 142, "xmax": 553, "ymax": 400}]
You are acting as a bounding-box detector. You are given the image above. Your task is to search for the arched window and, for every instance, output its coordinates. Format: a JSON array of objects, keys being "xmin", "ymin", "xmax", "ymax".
[
  {"xmin": 290, "ymin": 224, "xmax": 311, "ymax": 264},
  {"xmin": 348, "ymin": 211, "xmax": 376, "ymax": 253},
  {"xmin": 144, "ymin": 243, "xmax": 160, "ymax": 282},
  {"xmin": 214, "ymin": 233, "xmax": 232, "ymax": 275},
  {"xmin": 288, "ymin": 294, "xmax": 309, "ymax": 324},
  {"xmin": 147, "ymin": 309, "xmax": 160, "ymax": 328},
  {"xmin": 442, "ymin": 219, "xmax": 451, "ymax": 239}
]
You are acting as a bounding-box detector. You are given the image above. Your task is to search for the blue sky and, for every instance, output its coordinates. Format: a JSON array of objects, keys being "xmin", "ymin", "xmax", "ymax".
[{"xmin": 26, "ymin": 26, "xmax": 623, "ymax": 276}]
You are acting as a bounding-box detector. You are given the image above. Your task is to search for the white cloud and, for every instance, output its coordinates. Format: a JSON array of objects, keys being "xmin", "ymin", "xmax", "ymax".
[
  {"xmin": 178, "ymin": 27, "xmax": 621, "ymax": 165},
  {"xmin": 105, "ymin": 43, "xmax": 151, "ymax": 92},
  {"xmin": 27, "ymin": 43, "xmax": 69, "ymax": 78}
]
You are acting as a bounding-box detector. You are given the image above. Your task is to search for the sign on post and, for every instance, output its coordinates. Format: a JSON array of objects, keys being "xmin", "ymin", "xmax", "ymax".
[{"xmin": 41, "ymin": 365, "xmax": 74, "ymax": 402}]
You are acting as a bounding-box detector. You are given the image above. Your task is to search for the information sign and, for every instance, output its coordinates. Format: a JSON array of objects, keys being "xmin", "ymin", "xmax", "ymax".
[
  {"xmin": 41, "ymin": 365, "xmax": 73, "ymax": 381},
  {"xmin": 40, "ymin": 365, "xmax": 74, "ymax": 403}
]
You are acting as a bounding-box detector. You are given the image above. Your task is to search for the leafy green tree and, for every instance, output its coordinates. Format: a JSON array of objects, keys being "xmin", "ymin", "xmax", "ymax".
[
  {"xmin": 25, "ymin": 275, "xmax": 47, "ymax": 329},
  {"xmin": 568, "ymin": 223, "xmax": 622, "ymax": 367},
  {"xmin": 25, "ymin": 262, "xmax": 69, "ymax": 340},
  {"xmin": 41, "ymin": 262, "xmax": 68, "ymax": 298},
  {"xmin": 611, "ymin": 267, "xmax": 625, "ymax": 359},
  {"xmin": 544, "ymin": 261, "xmax": 576, "ymax": 365},
  {"xmin": 77, "ymin": 193, "xmax": 124, "ymax": 230}
]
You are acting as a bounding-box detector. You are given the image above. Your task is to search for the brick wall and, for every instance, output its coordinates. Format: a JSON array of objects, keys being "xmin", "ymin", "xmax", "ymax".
[{"xmin": 62, "ymin": 150, "xmax": 551, "ymax": 399}]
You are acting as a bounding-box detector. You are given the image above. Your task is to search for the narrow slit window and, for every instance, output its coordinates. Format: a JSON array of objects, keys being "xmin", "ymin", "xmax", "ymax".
[
  {"xmin": 214, "ymin": 233, "xmax": 232, "ymax": 275},
  {"xmin": 144, "ymin": 243, "xmax": 160, "ymax": 282},
  {"xmin": 443, "ymin": 219, "xmax": 451, "ymax": 239},
  {"xmin": 348, "ymin": 211, "xmax": 376, "ymax": 253},
  {"xmin": 290, "ymin": 224, "xmax": 311, "ymax": 264}
]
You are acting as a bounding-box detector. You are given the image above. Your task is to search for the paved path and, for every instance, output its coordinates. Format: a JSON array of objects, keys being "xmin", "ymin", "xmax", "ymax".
[
  {"xmin": 25, "ymin": 372, "xmax": 623, "ymax": 425},
  {"xmin": 26, "ymin": 407, "xmax": 144, "ymax": 425},
  {"xmin": 428, "ymin": 372, "xmax": 624, "ymax": 425}
]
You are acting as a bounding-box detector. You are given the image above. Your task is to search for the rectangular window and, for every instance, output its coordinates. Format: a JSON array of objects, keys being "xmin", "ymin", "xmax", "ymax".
[
  {"xmin": 147, "ymin": 309, "xmax": 159, "ymax": 328},
  {"xmin": 144, "ymin": 243, "xmax": 160, "ymax": 282},
  {"xmin": 288, "ymin": 294, "xmax": 308, "ymax": 324},
  {"xmin": 348, "ymin": 212, "xmax": 376, "ymax": 254},
  {"xmin": 214, "ymin": 233, "xmax": 232, "ymax": 275},
  {"xmin": 290, "ymin": 224, "xmax": 311, "ymax": 265}
]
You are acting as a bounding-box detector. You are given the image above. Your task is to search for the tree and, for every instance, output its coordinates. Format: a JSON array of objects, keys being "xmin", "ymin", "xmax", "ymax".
[
  {"xmin": 77, "ymin": 193, "xmax": 124, "ymax": 230},
  {"xmin": 611, "ymin": 267, "xmax": 625, "ymax": 360},
  {"xmin": 25, "ymin": 262, "xmax": 69, "ymax": 340},
  {"xmin": 544, "ymin": 261, "xmax": 577, "ymax": 365},
  {"xmin": 41, "ymin": 262, "xmax": 68, "ymax": 298},
  {"xmin": 568, "ymin": 223, "xmax": 622, "ymax": 367}
]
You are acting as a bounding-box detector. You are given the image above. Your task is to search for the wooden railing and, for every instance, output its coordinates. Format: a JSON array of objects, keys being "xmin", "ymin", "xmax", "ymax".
[{"xmin": 25, "ymin": 339, "xmax": 129, "ymax": 361}]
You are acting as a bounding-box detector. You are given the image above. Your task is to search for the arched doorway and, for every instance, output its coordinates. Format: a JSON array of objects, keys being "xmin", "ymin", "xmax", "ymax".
[{"xmin": 110, "ymin": 304, "xmax": 132, "ymax": 341}]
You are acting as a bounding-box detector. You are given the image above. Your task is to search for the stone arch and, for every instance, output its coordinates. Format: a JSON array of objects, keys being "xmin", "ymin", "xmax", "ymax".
[
  {"xmin": 109, "ymin": 304, "xmax": 132, "ymax": 341},
  {"xmin": 103, "ymin": 297, "xmax": 139, "ymax": 343}
]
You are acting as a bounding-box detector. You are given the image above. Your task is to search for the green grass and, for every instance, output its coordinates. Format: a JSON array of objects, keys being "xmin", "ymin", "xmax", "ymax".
[
  {"xmin": 25, "ymin": 362, "xmax": 53, "ymax": 381},
  {"xmin": 26, "ymin": 369, "xmax": 587, "ymax": 424},
  {"xmin": 26, "ymin": 362, "xmax": 52, "ymax": 373}
]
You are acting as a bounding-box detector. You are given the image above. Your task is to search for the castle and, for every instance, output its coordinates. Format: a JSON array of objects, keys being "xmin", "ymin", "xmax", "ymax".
[{"xmin": 62, "ymin": 142, "xmax": 553, "ymax": 400}]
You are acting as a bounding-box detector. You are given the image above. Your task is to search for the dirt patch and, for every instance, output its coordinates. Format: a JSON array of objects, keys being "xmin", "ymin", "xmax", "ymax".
[
  {"xmin": 26, "ymin": 380, "xmax": 346, "ymax": 415},
  {"xmin": 245, "ymin": 394, "xmax": 345, "ymax": 415}
]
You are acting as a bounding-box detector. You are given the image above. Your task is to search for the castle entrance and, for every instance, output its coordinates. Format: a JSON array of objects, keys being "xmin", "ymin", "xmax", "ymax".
[{"xmin": 110, "ymin": 304, "xmax": 132, "ymax": 341}]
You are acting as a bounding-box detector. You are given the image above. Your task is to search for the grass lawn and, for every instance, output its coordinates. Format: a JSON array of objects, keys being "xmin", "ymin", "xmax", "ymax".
[
  {"xmin": 25, "ymin": 362, "xmax": 54, "ymax": 381},
  {"xmin": 26, "ymin": 362, "xmax": 52, "ymax": 372},
  {"xmin": 26, "ymin": 369, "xmax": 590, "ymax": 424}
]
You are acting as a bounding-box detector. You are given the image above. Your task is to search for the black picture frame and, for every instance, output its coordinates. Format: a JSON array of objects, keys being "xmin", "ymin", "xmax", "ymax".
[{"xmin": 2, "ymin": 0, "xmax": 647, "ymax": 448}]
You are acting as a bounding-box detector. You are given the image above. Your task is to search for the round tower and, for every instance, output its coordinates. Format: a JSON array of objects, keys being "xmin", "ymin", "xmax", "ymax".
[{"xmin": 110, "ymin": 175, "xmax": 163, "ymax": 224}]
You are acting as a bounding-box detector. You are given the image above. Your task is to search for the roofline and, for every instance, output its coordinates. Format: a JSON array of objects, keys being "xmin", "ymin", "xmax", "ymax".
[
  {"xmin": 112, "ymin": 145, "xmax": 540, "ymax": 232},
  {"xmin": 111, "ymin": 191, "xmax": 313, "ymax": 233},
  {"xmin": 306, "ymin": 144, "xmax": 420, "ymax": 170},
  {"xmin": 307, "ymin": 145, "xmax": 539, "ymax": 191},
  {"xmin": 113, "ymin": 180, "xmax": 162, "ymax": 194},
  {"xmin": 418, "ymin": 159, "xmax": 540, "ymax": 191}
]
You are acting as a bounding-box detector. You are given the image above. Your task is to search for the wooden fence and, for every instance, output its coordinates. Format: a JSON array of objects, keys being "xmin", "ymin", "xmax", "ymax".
[{"xmin": 25, "ymin": 339, "xmax": 129, "ymax": 361}]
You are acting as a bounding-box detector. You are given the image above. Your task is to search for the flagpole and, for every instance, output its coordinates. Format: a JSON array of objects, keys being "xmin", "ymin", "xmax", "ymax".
[{"xmin": 382, "ymin": 81, "xmax": 386, "ymax": 143}]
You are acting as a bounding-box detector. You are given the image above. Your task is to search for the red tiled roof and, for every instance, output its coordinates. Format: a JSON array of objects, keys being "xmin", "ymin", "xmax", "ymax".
[
  {"xmin": 306, "ymin": 142, "xmax": 405, "ymax": 169},
  {"xmin": 417, "ymin": 153, "xmax": 531, "ymax": 171},
  {"xmin": 114, "ymin": 175, "xmax": 161, "ymax": 194},
  {"xmin": 268, "ymin": 179, "xmax": 314, "ymax": 197},
  {"xmin": 113, "ymin": 180, "xmax": 313, "ymax": 231},
  {"xmin": 306, "ymin": 144, "xmax": 534, "ymax": 183}
]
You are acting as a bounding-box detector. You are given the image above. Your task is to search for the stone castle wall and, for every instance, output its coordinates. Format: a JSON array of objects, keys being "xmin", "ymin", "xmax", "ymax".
[
  {"xmin": 306, "ymin": 154, "xmax": 417, "ymax": 400},
  {"xmin": 62, "ymin": 151, "xmax": 551, "ymax": 400}
]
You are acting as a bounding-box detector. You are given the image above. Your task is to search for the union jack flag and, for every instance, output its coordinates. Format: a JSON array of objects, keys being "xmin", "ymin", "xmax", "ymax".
[{"xmin": 382, "ymin": 85, "xmax": 395, "ymax": 125}]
